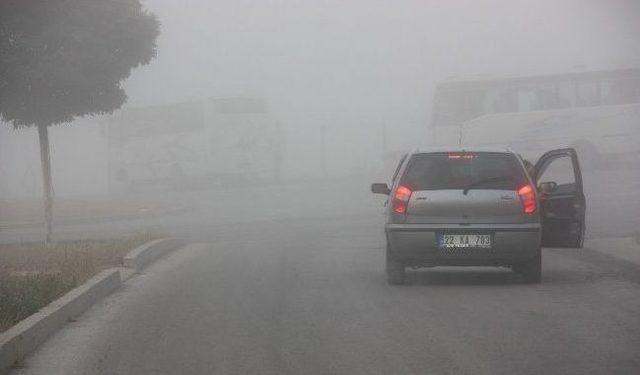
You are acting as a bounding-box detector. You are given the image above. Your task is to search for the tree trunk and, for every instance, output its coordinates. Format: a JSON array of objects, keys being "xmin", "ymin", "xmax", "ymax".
[{"xmin": 37, "ymin": 124, "xmax": 54, "ymax": 245}]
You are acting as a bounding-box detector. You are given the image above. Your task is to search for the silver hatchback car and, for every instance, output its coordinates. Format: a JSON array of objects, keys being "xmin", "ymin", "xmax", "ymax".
[{"xmin": 372, "ymin": 148, "xmax": 585, "ymax": 284}]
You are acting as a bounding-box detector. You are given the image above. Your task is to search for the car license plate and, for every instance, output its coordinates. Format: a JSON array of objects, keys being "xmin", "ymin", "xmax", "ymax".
[{"xmin": 439, "ymin": 234, "xmax": 492, "ymax": 248}]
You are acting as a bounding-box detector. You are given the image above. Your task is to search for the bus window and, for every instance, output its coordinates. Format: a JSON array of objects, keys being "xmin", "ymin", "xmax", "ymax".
[
  {"xmin": 576, "ymin": 80, "xmax": 600, "ymax": 106},
  {"xmin": 519, "ymin": 85, "xmax": 550, "ymax": 111},
  {"xmin": 430, "ymin": 69, "xmax": 640, "ymax": 132},
  {"xmin": 432, "ymin": 89, "xmax": 485, "ymax": 127},
  {"xmin": 531, "ymin": 84, "xmax": 558, "ymax": 110},
  {"xmin": 601, "ymin": 78, "xmax": 640, "ymax": 105},
  {"xmin": 494, "ymin": 88, "xmax": 518, "ymax": 113},
  {"xmin": 484, "ymin": 84, "xmax": 556, "ymax": 113},
  {"xmin": 518, "ymin": 89, "xmax": 537, "ymax": 112},
  {"xmin": 556, "ymin": 81, "xmax": 576, "ymax": 108}
]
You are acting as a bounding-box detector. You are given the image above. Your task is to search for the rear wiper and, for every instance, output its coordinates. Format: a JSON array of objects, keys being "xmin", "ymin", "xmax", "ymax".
[{"xmin": 463, "ymin": 176, "xmax": 513, "ymax": 195}]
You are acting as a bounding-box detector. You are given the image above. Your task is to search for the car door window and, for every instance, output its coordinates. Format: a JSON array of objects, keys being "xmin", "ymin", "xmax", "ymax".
[
  {"xmin": 537, "ymin": 155, "xmax": 576, "ymax": 194},
  {"xmin": 391, "ymin": 154, "xmax": 408, "ymax": 183}
]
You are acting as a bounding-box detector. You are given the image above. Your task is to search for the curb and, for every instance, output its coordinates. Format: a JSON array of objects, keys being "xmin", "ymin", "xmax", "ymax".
[
  {"xmin": 123, "ymin": 238, "xmax": 187, "ymax": 273},
  {"xmin": 0, "ymin": 238, "xmax": 186, "ymax": 374},
  {"xmin": 0, "ymin": 269, "xmax": 121, "ymax": 375}
]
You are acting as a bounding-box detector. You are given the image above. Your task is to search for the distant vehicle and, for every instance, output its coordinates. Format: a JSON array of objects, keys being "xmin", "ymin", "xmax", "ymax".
[
  {"xmin": 429, "ymin": 68, "xmax": 640, "ymax": 169},
  {"xmin": 103, "ymin": 98, "xmax": 284, "ymax": 190},
  {"xmin": 371, "ymin": 148, "xmax": 585, "ymax": 285}
]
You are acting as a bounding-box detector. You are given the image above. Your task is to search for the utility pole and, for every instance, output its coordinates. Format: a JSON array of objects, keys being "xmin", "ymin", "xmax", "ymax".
[
  {"xmin": 381, "ymin": 121, "xmax": 387, "ymax": 154},
  {"xmin": 320, "ymin": 125, "xmax": 327, "ymax": 178}
]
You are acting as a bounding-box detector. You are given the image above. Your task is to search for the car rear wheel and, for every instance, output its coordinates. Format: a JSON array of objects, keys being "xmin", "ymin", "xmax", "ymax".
[
  {"xmin": 386, "ymin": 244, "xmax": 406, "ymax": 285},
  {"xmin": 513, "ymin": 248, "xmax": 541, "ymax": 283}
]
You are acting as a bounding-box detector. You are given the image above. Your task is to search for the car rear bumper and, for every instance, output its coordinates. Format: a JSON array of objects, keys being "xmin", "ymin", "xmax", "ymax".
[{"xmin": 386, "ymin": 223, "xmax": 541, "ymax": 267}]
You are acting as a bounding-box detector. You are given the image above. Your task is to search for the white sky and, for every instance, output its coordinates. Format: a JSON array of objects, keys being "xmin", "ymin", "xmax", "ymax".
[{"xmin": 124, "ymin": 0, "xmax": 640, "ymax": 122}]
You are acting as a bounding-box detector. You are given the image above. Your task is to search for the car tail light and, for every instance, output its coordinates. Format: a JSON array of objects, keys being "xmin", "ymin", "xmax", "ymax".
[
  {"xmin": 517, "ymin": 184, "xmax": 537, "ymax": 214},
  {"xmin": 393, "ymin": 185, "xmax": 412, "ymax": 214}
]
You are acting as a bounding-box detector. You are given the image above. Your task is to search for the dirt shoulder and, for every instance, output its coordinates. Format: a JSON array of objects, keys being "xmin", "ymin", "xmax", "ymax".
[
  {"xmin": 0, "ymin": 234, "xmax": 157, "ymax": 333},
  {"xmin": 0, "ymin": 197, "xmax": 189, "ymax": 229}
]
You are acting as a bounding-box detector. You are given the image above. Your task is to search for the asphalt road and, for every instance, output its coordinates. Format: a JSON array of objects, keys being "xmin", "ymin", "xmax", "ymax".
[{"xmin": 13, "ymin": 213, "xmax": 640, "ymax": 375}]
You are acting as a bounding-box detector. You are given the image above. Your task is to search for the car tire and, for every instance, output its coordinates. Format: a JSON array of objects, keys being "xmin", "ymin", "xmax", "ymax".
[
  {"xmin": 514, "ymin": 248, "xmax": 541, "ymax": 283},
  {"xmin": 386, "ymin": 244, "xmax": 406, "ymax": 285}
]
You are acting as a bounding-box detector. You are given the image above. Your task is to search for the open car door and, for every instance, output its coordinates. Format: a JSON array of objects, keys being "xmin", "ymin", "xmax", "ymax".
[{"xmin": 534, "ymin": 148, "xmax": 586, "ymax": 248}]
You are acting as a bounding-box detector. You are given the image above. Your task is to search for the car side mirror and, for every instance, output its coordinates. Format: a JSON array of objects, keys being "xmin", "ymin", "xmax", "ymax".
[
  {"xmin": 538, "ymin": 181, "xmax": 558, "ymax": 194},
  {"xmin": 371, "ymin": 183, "xmax": 391, "ymax": 195}
]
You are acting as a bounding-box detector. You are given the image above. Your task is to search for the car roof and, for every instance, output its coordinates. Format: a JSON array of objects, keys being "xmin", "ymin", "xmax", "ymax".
[{"xmin": 410, "ymin": 146, "xmax": 515, "ymax": 155}]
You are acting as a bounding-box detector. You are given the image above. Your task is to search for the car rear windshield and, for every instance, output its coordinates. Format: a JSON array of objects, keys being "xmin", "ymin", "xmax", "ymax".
[{"xmin": 401, "ymin": 152, "xmax": 528, "ymax": 191}]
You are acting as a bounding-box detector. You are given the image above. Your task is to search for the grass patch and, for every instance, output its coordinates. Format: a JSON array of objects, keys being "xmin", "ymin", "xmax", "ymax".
[{"xmin": 0, "ymin": 233, "xmax": 158, "ymax": 333}]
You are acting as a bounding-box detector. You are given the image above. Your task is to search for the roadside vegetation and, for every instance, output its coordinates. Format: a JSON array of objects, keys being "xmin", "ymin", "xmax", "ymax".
[{"xmin": 0, "ymin": 233, "xmax": 157, "ymax": 333}]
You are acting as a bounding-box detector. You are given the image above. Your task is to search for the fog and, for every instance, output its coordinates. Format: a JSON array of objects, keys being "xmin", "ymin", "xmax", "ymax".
[
  {"xmin": 3, "ymin": 2, "xmax": 640, "ymax": 373},
  {"xmin": 2, "ymin": 0, "xmax": 640, "ymax": 241}
]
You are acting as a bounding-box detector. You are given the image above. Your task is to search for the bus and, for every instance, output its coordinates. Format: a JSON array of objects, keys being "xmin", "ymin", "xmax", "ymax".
[
  {"xmin": 104, "ymin": 98, "xmax": 284, "ymax": 190},
  {"xmin": 430, "ymin": 68, "xmax": 640, "ymax": 170}
]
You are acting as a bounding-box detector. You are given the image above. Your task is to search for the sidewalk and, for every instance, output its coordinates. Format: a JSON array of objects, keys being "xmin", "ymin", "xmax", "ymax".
[{"xmin": 584, "ymin": 235, "xmax": 640, "ymax": 267}]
